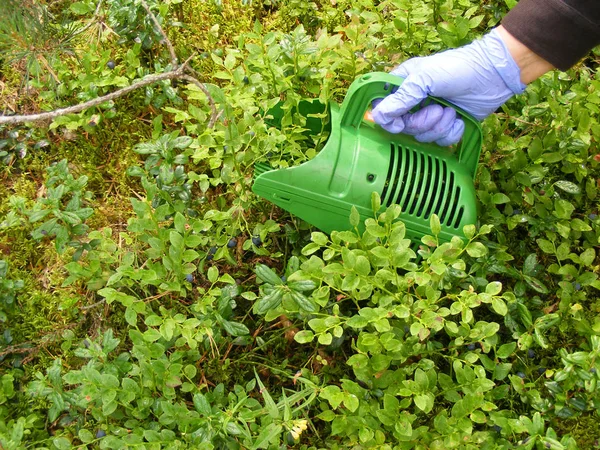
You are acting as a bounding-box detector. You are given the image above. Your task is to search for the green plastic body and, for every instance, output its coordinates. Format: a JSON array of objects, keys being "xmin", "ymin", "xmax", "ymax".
[{"xmin": 252, "ymin": 72, "xmax": 483, "ymax": 243}]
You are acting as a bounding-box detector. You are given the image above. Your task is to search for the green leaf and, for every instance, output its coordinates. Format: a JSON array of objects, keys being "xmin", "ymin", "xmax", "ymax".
[
  {"xmin": 193, "ymin": 393, "xmax": 211, "ymax": 415},
  {"xmin": 318, "ymin": 332, "xmax": 333, "ymax": 345},
  {"xmin": 554, "ymin": 180, "xmax": 581, "ymax": 195},
  {"xmin": 536, "ymin": 239, "xmax": 554, "ymax": 254},
  {"xmin": 207, "ymin": 266, "xmax": 219, "ymax": 283},
  {"xmin": 414, "ymin": 393, "xmax": 434, "ymax": 413},
  {"xmin": 70, "ymin": 2, "xmax": 93, "ymax": 14},
  {"xmin": 78, "ymin": 429, "xmax": 94, "ymax": 443},
  {"xmin": 254, "ymin": 370, "xmax": 279, "ymax": 419},
  {"xmin": 222, "ymin": 320, "xmax": 249, "ymax": 336},
  {"xmin": 466, "ymin": 242, "xmax": 487, "ymax": 257},
  {"xmin": 124, "ymin": 307, "xmax": 137, "ymax": 326},
  {"xmin": 294, "ymin": 330, "xmax": 314, "ymax": 343},
  {"xmin": 252, "ymin": 423, "xmax": 282, "ymax": 450},
  {"xmin": 311, "ymin": 232, "xmax": 328, "ymax": 246},
  {"xmin": 524, "ymin": 275, "xmax": 549, "ymax": 294},
  {"xmin": 255, "ymin": 264, "xmax": 282, "ymax": 285},
  {"xmin": 491, "ymin": 297, "xmax": 508, "ymax": 316},
  {"xmin": 580, "ymin": 248, "xmax": 596, "ymax": 266},
  {"xmin": 349, "ymin": 206, "xmax": 360, "ymax": 227},
  {"xmin": 571, "ymin": 218, "xmax": 592, "ymax": 231},
  {"xmin": 430, "ymin": 214, "xmax": 441, "ymax": 236},
  {"xmin": 290, "ymin": 291, "xmax": 317, "ymax": 312},
  {"xmin": 254, "ymin": 288, "xmax": 283, "ymax": 315},
  {"xmin": 492, "ymin": 193, "xmax": 510, "ymax": 204},
  {"xmin": 485, "ymin": 281, "xmax": 502, "ymax": 295},
  {"xmin": 496, "ymin": 342, "xmax": 516, "ymax": 359},
  {"xmin": 169, "ymin": 231, "xmax": 184, "ymax": 249},
  {"xmin": 371, "ymin": 191, "xmax": 381, "ymax": 213},
  {"xmin": 52, "ymin": 436, "xmax": 72, "ymax": 449}
]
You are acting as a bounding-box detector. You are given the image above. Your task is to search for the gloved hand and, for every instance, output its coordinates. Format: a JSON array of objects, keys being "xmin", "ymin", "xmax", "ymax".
[{"xmin": 372, "ymin": 28, "xmax": 526, "ymax": 146}]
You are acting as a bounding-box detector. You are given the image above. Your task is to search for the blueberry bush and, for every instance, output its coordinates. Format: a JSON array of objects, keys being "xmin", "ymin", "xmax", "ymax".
[{"xmin": 1, "ymin": 0, "xmax": 599, "ymax": 449}]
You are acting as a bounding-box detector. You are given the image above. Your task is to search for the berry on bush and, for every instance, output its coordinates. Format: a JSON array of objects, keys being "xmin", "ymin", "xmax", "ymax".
[
  {"xmin": 251, "ymin": 236, "xmax": 262, "ymax": 247},
  {"xmin": 107, "ymin": 60, "xmax": 115, "ymax": 70},
  {"xmin": 96, "ymin": 430, "xmax": 106, "ymax": 438},
  {"xmin": 227, "ymin": 238, "xmax": 237, "ymax": 248}
]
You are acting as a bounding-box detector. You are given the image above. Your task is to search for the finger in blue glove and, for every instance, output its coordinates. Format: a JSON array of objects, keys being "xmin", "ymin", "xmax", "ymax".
[{"xmin": 371, "ymin": 28, "xmax": 525, "ymax": 146}]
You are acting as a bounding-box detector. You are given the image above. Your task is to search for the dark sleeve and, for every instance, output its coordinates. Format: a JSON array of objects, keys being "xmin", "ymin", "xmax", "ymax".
[{"xmin": 501, "ymin": 0, "xmax": 600, "ymax": 71}]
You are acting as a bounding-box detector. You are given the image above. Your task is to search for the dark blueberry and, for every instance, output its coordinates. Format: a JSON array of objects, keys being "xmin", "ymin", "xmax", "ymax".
[
  {"xmin": 298, "ymin": 75, "xmax": 306, "ymax": 82},
  {"xmin": 589, "ymin": 213, "xmax": 598, "ymax": 220},
  {"xmin": 248, "ymin": 131, "xmax": 255, "ymax": 137},
  {"xmin": 591, "ymin": 368, "xmax": 597, "ymax": 374},
  {"xmin": 206, "ymin": 255, "xmax": 213, "ymax": 261},
  {"xmin": 227, "ymin": 238, "xmax": 237, "ymax": 248},
  {"xmin": 208, "ymin": 246, "xmax": 217, "ymax": 255},
  {"xmin": 96, "ymin": 429, "xmax": 106, "ymax": 438},
  {"xmin": 537, "ymin": 367, "xmax": 546, "ymax": 374},
  {"xmin": 403, "ymin": 326, "xmax": 409, "ymax": 333},
  {"xmin": 41, "ymin": 230, "xmax": 48, "ymax": 235},
  {"xmin": 512, "ymin": 209, "xmax": 522, "ymax": 216},
  {"xmin": 251, "ymin": 236, "xmax": 262, "ymax": 247},
  {"xmin": 517, "ymin": 371, "xmax": 526, "ymax": 379},
  {"xmin": 493, "ymin": 425, "xmax": 502, "ymax": 433},
  {"xmin": 281, "ymin": 276, "xmax": 287, "ymax": 282},
  {"xmin": 528, "ymin": 349, "xmax": 535, "ymax": 358},
  {"xmin": 185, "ymin": 274, "xmax": 194, "ymax": 282},
  {"xmin": 243, "ymin": 75, "xmax": 249, "ymax": 84},
  {"xmin": 467, "ymin": 344, "xmax": 476, "ymax": 350},
  {"xmin": 574, "ymin": 282, "xmax": 582, "ymax": 291},
  {"xmin": 266, "ymin": 152, "xmax": 273, "ymax": 158},
  {"xmin": 107, "ymin": 60, "xmax": 115, "ymax": 70}
]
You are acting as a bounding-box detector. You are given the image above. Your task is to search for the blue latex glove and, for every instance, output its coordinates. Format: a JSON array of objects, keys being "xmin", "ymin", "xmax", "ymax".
[{"xmin": 372, "ymin": 28, "xmax": 526, "ymax": 146}]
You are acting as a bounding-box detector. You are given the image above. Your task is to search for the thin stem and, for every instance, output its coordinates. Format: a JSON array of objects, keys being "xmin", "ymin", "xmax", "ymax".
[{"xmin": 140, "ymin": 0, "xmax": 178, "ymax": 67}]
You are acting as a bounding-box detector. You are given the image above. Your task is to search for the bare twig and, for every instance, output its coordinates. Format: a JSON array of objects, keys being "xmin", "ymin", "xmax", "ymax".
[
  {"xmin": 140, "ymin": 0, "xmax": 178, "ymax": 67},
  {"xmin": 180, "ymin": 74, "xmax": 221, "ymax": 127},
  {"xmin": 80, "ymin": 298, "xmax": 106, "ymax": 311},
  {"xmin": 0, "ymin": 70, "xmax": 183, "ymax": 125}
]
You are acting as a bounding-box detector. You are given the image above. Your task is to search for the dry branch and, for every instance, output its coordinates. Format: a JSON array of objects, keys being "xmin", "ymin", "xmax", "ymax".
[{"xmin": 0, "ymin": 70, "xmax": 182, "ymax": 125}]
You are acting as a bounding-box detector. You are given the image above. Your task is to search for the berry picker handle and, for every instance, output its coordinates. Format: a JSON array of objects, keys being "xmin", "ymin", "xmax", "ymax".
[{"xmin": 339, "ymin": 72, "xmax": 483, "ymax": 180}]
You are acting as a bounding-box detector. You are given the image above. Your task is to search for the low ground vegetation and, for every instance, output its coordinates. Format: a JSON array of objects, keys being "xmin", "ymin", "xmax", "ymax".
[{"xmin": 1, "ymin": 0, "xmax": 600, "ymax": 448}]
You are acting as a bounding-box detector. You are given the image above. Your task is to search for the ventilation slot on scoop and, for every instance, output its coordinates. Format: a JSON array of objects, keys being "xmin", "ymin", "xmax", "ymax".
[{"xmin": 381, "ymin": 143, "xmax": 463, "ymax": 228}]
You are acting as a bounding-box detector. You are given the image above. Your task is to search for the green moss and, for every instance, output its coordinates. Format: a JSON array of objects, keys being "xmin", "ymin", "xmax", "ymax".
[{"xmin": 552, "ymin": 414, "xmax": 600, "ymax": 448}]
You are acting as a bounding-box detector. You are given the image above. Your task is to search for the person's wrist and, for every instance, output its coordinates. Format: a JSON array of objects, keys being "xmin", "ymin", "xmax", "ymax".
[{"xmin": 496, "ymin": 25, "xmax": 554, "ymax": 84}]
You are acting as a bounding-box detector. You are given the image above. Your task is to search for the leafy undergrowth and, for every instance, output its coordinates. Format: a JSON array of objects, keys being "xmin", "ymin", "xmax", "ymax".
[{"xmin": 1, "ymin": 0, "xmax": 600, "ymax": 449}]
